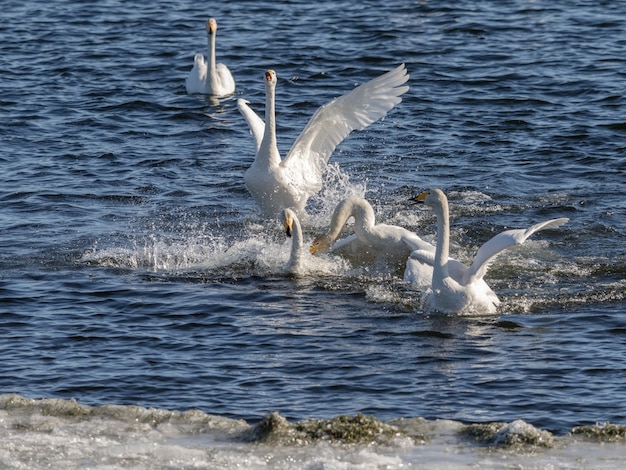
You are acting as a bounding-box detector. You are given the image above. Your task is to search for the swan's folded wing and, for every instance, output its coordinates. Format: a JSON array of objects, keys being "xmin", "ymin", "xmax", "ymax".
[
  {"xmin": 237, "ymin": 98, "xmax": 265, "ymax": 153},
  {"xmin": 408, "ymin": 249, "xmax": 436, "ymax": 265},
  {"xmin": 330, "ymin": 234, "xmax": 360, "ymax": 255},
  {"xmin": 463, "ymin": 217, "xmax": 569, "ymax": 284},
  {"xmin": 404, "ymin": 255, "xmax": 433, "ymax": 287},
  {"xmin": 216, "ymin": 63, "xmax": 236, "ymax": 95},
  {"xmin": 401, "ymin": 233, "xmax": 436, "ymax": 254},
  {"xmin": 186, "ymin": 54, "xmax": 208, "ymax": 94},
  {"xmin": 281, "ymin": 64, "xmax": 409, "ymax": 193}
]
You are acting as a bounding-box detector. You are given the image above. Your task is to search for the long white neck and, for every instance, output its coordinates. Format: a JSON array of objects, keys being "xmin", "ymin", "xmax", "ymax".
[
  {"xmin": 207, "ymin": 32, "xmax": 218, "ymax": 91},
  {"xmin": 433, "ymin": 196, "xmax": 450, "ymax": 276},
  {"xmin": 327, "ymin": 197, "xmax": 375, "ymax": 243},
  {"xmin": 287, "ymin": 215, "xmax": 304, "ymax": 273},
  {"xmin": 259, "ymin": 81, "xmax": 280, "ymax": 167}
]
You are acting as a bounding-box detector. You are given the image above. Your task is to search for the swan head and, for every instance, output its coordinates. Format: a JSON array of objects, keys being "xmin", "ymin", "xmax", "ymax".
[
  {"xmin": 206, "ymin": 18, "xmax": 217, "ymax": 34},
  {"xmin": 265, "ymin": 70, "xmax": 277, "ymax": 87},
  {"xmin": 310, "ymin": 235, "xmax": 332, "ymax": 254},
  {"xmin": 411, "ymin": 188, "xmax": 447, "ymax": 209},
  {"xmin": 282, "ymin": 209, "xmax": 296, "ymax": 238}
]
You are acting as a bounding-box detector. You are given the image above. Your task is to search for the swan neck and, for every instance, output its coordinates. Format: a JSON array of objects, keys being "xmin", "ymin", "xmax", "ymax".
[
  {"xmin": 264, "ymin": 84, "xmax": 276, "ymax": 142},
  {"xmin": 434, "ymin": 199, "xmax": 450, "ymax": 272},
  {"xmin": 291, "ymin": 216, "xmax": 304, "ymax": 259},
  {"xmin": 328, "ymin": 198, "xmax": 374, "ymax": 242},
  {"xmin": 259, "ymin": 82, "xmax": 279, "ymax": 165},
  {"xmin": 207, "ymin": 31, "xmax": 217, "ymax": 72},
  {"xmin": 288, "ymin": 216, "xmax": 304, "ymax": 272}
]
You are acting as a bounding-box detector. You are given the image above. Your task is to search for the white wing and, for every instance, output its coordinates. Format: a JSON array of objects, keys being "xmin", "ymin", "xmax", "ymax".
[
  {"xmin": 330, "ymin": 234, "xmax": 360, "ymax": 255},
  {"xmin": 186, "ymin": 54, "xmax": 207, "ymax": 94},
  {"xmin": 404, "ymin": 255, "xmax": 434, "ymax": 287},
  {"xmin": 237, "ymin": 98, "xmax": 265, "ymax": 153},
  {"xmin": 463, "ymin": 217, "xmax": 569, "ymax": 284},
  {"xmin": 216, "ymin": 63, "xmax": 236, "ymax": 95},
  {"xmin": 281, "ymin": 64, "xmax": 409, "ymax": 194},
  {"xmin": 401, "ymin": 233, "xmax": 436, "ymax": 254}
]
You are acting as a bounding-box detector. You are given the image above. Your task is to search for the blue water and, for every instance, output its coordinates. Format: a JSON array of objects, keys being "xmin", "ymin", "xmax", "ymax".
[{"xmin": 1, "ymin": 0, "xmax": 625, "ymax": 452}]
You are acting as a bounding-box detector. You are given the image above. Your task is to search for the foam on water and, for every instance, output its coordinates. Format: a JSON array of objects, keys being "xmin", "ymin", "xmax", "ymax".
[
  {"xmin": 1, "ymin": 394, "xmax": 625, "ymax": 469},
  {"xmin": 79, "ymin": 186, "xmax": 610, "ymax": 317}
]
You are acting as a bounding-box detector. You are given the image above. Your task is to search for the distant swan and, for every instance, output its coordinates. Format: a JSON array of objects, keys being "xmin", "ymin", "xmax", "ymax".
[
  {"xmin": 409, "ymin": 189, "xmax": 569, "ymax": 314},
  {"xmin": 310, "ymin": 196, "xmax": 434, "ymax": 273},
  {"xmin": 186, "ymin": 18, "xmax": 235, "ymax": 96},
  {"xmin": 282, "ymin": 208, "xmax": 304, "ymax": 275},
  {"xmin": 237, "ymin": 65, "xmax": 409, "ymax": 216}
]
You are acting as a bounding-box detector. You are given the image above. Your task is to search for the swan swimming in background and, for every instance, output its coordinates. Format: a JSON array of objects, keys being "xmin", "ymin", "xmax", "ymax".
[
  {"xmin": 186, "ymin": 18, "xmax": 235, "ymax": 96},
  {"xmin": 310, "ymin": 196, "xmax": 435, "ymax": 274},
  {"xmin": 237, "ymin": 65, "xmax": 409, "ymax": 216},
  {"xmin": 282, "ymin": 208, "xmax": 305, "ymax": 276},
  {"xmin": 409, "ymin": 189, "xmax": 569, "ymax": 314}
]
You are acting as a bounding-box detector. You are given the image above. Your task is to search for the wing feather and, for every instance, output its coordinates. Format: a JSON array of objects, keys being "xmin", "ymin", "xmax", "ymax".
[
  {"xmin": 237, "ymin": 98, "xmax": 265, "ymax": 153},
  {"xmin": 463, "ymin": 217, "xmax": 569, "ymax": 284},
  {"xmin": 281, "ymin": 64, "xmax": 409, "ymax": 195}
]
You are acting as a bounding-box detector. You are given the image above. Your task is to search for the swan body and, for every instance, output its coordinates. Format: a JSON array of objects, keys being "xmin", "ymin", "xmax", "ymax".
[
  {"xmin": 238, "ymin": 64, "xmax": 409, "ymax": 215},
  {"xmin": 410, "ymin": 189, "xmax": 569, "ymax": 314},
  {"xmin": 282, "ymin": 208, "xmax": 305, "ymax": 275},
  {"xmin": 186, "ymin": 18, "xmax": 235, "ymax": 96},
  {"xmin": 310, "ymin": 196, "xmax": 434, "ymax": 273}
]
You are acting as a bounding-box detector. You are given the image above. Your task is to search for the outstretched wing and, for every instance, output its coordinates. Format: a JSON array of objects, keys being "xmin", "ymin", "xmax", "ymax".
[
  {"xmin": 237, "ymin": 98, "xmax": 265, "ymax": 153},
  {"xmin": 281, "ymin": 64, "xmax": 410, "ymax": 195},
  {"xmin": 463, "ymin": 217, "xmax": 569, "ymax": 285}
]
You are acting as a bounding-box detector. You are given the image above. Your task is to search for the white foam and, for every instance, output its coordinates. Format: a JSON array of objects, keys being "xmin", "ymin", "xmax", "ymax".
[{"xmin": 1, "ymin": 397, "xmax": 625, "ymax": 470}]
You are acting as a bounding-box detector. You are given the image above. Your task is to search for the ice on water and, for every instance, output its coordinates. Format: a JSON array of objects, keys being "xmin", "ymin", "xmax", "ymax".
[{"xmin": 1, "ymin": 394, "xmax": 625, "ymax": 469}]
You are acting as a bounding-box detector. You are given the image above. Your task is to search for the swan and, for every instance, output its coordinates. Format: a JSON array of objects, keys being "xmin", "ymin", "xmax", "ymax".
[
  {"xmin": 186, "ymin": 18, "xmax": 235, "ymax": 96},
  {"xmin": 409, "ymin": 189, "xmax": 569, "ymax": 314},
  {"xmin": 282, "ymin": 208, "xmax": 305, "ymax": 275},
  {"xmin": 310, "ymin": 196, "xmax": 434, "ymax": 274},
  {"xmin": 237, "ymin": 64, "xmax": 409, "ymax": 215}
]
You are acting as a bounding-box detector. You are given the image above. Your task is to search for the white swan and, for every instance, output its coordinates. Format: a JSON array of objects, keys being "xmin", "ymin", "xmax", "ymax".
[
  {"xmin": 237, "ymin": 65, "xmax": 409, "ymax": 215},
  {"xmin": 409, "ymin": 189, "xmax": 569, "ymax": 314},
  {"xmin": 282, "ymin": 208, "xmax": 304, "ymax": 275},
  {"xmin": 310, "ymin": 196, "xmax": 434, "ymax": 274},
  {"xmin": 186, "ymin": 18, "xmax": 235, "ymax": 97}
]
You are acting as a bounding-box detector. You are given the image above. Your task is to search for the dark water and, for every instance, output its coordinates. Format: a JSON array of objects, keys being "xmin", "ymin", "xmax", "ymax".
[{"xmin": 1, "ymin": 0, "xmax": 625, "ymax": 445}]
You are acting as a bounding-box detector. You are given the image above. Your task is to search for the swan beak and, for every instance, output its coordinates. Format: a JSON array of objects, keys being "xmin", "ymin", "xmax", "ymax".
[
  {"xmin": 207, "ymin": 18, "xmax": 217, "ymax": 34},
  {"xmin": 410, "ymin": 192, "xmax": 428, "ymax": 204},
  {"xmin": 284, "ymin": 219, "xmax": 293, "ymax": 238},
  {"xmin": 265, "ymin": 71, "xmax": 273, "ymax": 81},
  {"xmin": 310, "ymin": 236, "xmax": 330, "ymax": 254},
  {"xmin": 310, "ymin": 236, "xmax": 324, "ymax": 254}
]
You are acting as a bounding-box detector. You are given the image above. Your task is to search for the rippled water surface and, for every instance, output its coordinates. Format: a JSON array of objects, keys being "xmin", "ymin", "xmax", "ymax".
[{"xmin": 1, "ymin": 1, "xmax": 625, "ymax": 464}]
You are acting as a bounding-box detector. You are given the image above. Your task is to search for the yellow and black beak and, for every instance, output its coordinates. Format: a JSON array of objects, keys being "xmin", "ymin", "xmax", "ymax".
[
  {"xmin": 284, "ymin": 219, "xmax": 293, "ymax": 238},
  {"xmin": 409, "ymin": 191, "xmax": 429, "ymax": 204}
]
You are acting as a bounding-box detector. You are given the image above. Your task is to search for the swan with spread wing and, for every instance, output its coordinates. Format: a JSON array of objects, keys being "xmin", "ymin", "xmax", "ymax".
[
  {"xmin": 409, "ymin": 189, "xmax": 569, "ymax": 314},
  {"xmin": 237, "ymin": 65, "xmax": 409, "ymax": 215}
]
